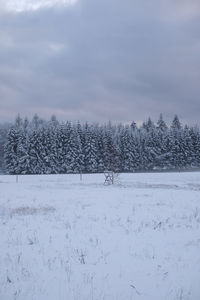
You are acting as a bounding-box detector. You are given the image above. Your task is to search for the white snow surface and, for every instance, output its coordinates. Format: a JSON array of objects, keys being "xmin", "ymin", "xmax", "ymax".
[{"xmin": 0, "ymin": 172, "xmax": 200, "ymax": 300}]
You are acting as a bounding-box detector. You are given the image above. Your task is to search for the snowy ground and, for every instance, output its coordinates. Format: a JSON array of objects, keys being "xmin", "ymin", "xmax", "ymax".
[{"xmin": 0, "ymin": 172, "xmax": 200, "ymax": 300}]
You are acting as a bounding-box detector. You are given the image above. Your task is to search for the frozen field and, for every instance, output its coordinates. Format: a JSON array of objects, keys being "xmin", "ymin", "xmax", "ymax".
[{"xmin": 0, "ymin": 172, "xmax": 200, "ymax": 300}]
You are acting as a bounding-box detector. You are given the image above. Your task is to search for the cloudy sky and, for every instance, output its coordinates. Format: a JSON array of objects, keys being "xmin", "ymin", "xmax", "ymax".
[{"xmin": 0, "ymin": 0, "xmax": 200, "ymax": 125}]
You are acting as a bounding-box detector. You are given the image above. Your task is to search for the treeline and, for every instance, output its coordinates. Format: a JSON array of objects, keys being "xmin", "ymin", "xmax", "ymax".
[
  {"xmin": 0, "ymin": 123, "xmax": 11, "ymax": 173},
  {"xmin": 2, "ymin": 114, "xmax": 200, "ymax": 174}
]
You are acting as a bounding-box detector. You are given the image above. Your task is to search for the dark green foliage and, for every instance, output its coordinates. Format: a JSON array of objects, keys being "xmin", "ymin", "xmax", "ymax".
[{"xmin": 2, "ymin": 114, "xmax": 200, "ymax": 174}]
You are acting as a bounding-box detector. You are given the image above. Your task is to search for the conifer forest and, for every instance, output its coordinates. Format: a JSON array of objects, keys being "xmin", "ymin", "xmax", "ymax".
[{"xmin": 1, "ymin": 114, "xmax": 200, "ymax": 175}]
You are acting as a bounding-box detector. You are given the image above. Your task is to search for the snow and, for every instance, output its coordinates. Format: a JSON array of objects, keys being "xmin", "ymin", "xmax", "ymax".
[{"xmin": 0, "ymin": 172, "xmax": 200, "ymax": 300}]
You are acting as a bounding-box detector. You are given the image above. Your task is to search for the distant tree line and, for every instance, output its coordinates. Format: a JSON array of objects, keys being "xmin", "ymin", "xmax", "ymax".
[
  {"xmin": 0, "ymin": 123, "xmax": 11, "ymax": 173},
  {"xmin": 2, "ymin": 114, "xmax": 200, "ymax": 174}
]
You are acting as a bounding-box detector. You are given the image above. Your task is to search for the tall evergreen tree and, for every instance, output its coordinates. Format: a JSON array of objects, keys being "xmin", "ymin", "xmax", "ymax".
[
  {"xmin": 171, "ymin": 115, "xmax": 182, "ymax": 130},
  {"xmin": 84, "ymin": 125, "xmax": 98, "ymax": 173},
  {"xmin": 157, "ymin": 114, "xmax": 168, "ymax": 132},
  {"xmin": 4, "ymin": 127, "xmax": 20, "ymax": 174}
]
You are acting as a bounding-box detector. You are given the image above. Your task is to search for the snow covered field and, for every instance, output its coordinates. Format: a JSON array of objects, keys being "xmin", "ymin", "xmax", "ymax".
[{"xmin": 0, "ymin": 172, "xmax": 200, "ymax": 300}]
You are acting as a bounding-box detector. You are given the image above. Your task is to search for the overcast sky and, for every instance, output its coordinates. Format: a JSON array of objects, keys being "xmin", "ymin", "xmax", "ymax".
[{"xmin": 0, "ymin": 0, "xmax": 200, "ymax": 125}]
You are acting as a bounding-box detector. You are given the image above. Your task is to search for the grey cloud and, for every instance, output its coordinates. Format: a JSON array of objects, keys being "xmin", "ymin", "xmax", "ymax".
[{"xmin": 0, "ymin": 0, "xmax": 199, "ymax": 125}]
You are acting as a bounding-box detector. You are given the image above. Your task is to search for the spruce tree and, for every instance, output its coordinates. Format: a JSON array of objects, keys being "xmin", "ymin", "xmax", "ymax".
[
  {"xmin": 157, "ymin": 114, "xmax": 168, "ymax": 132},
  {"xmin": 4, "ymin": 127, "xmax": 20, "ymax": 174}
]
